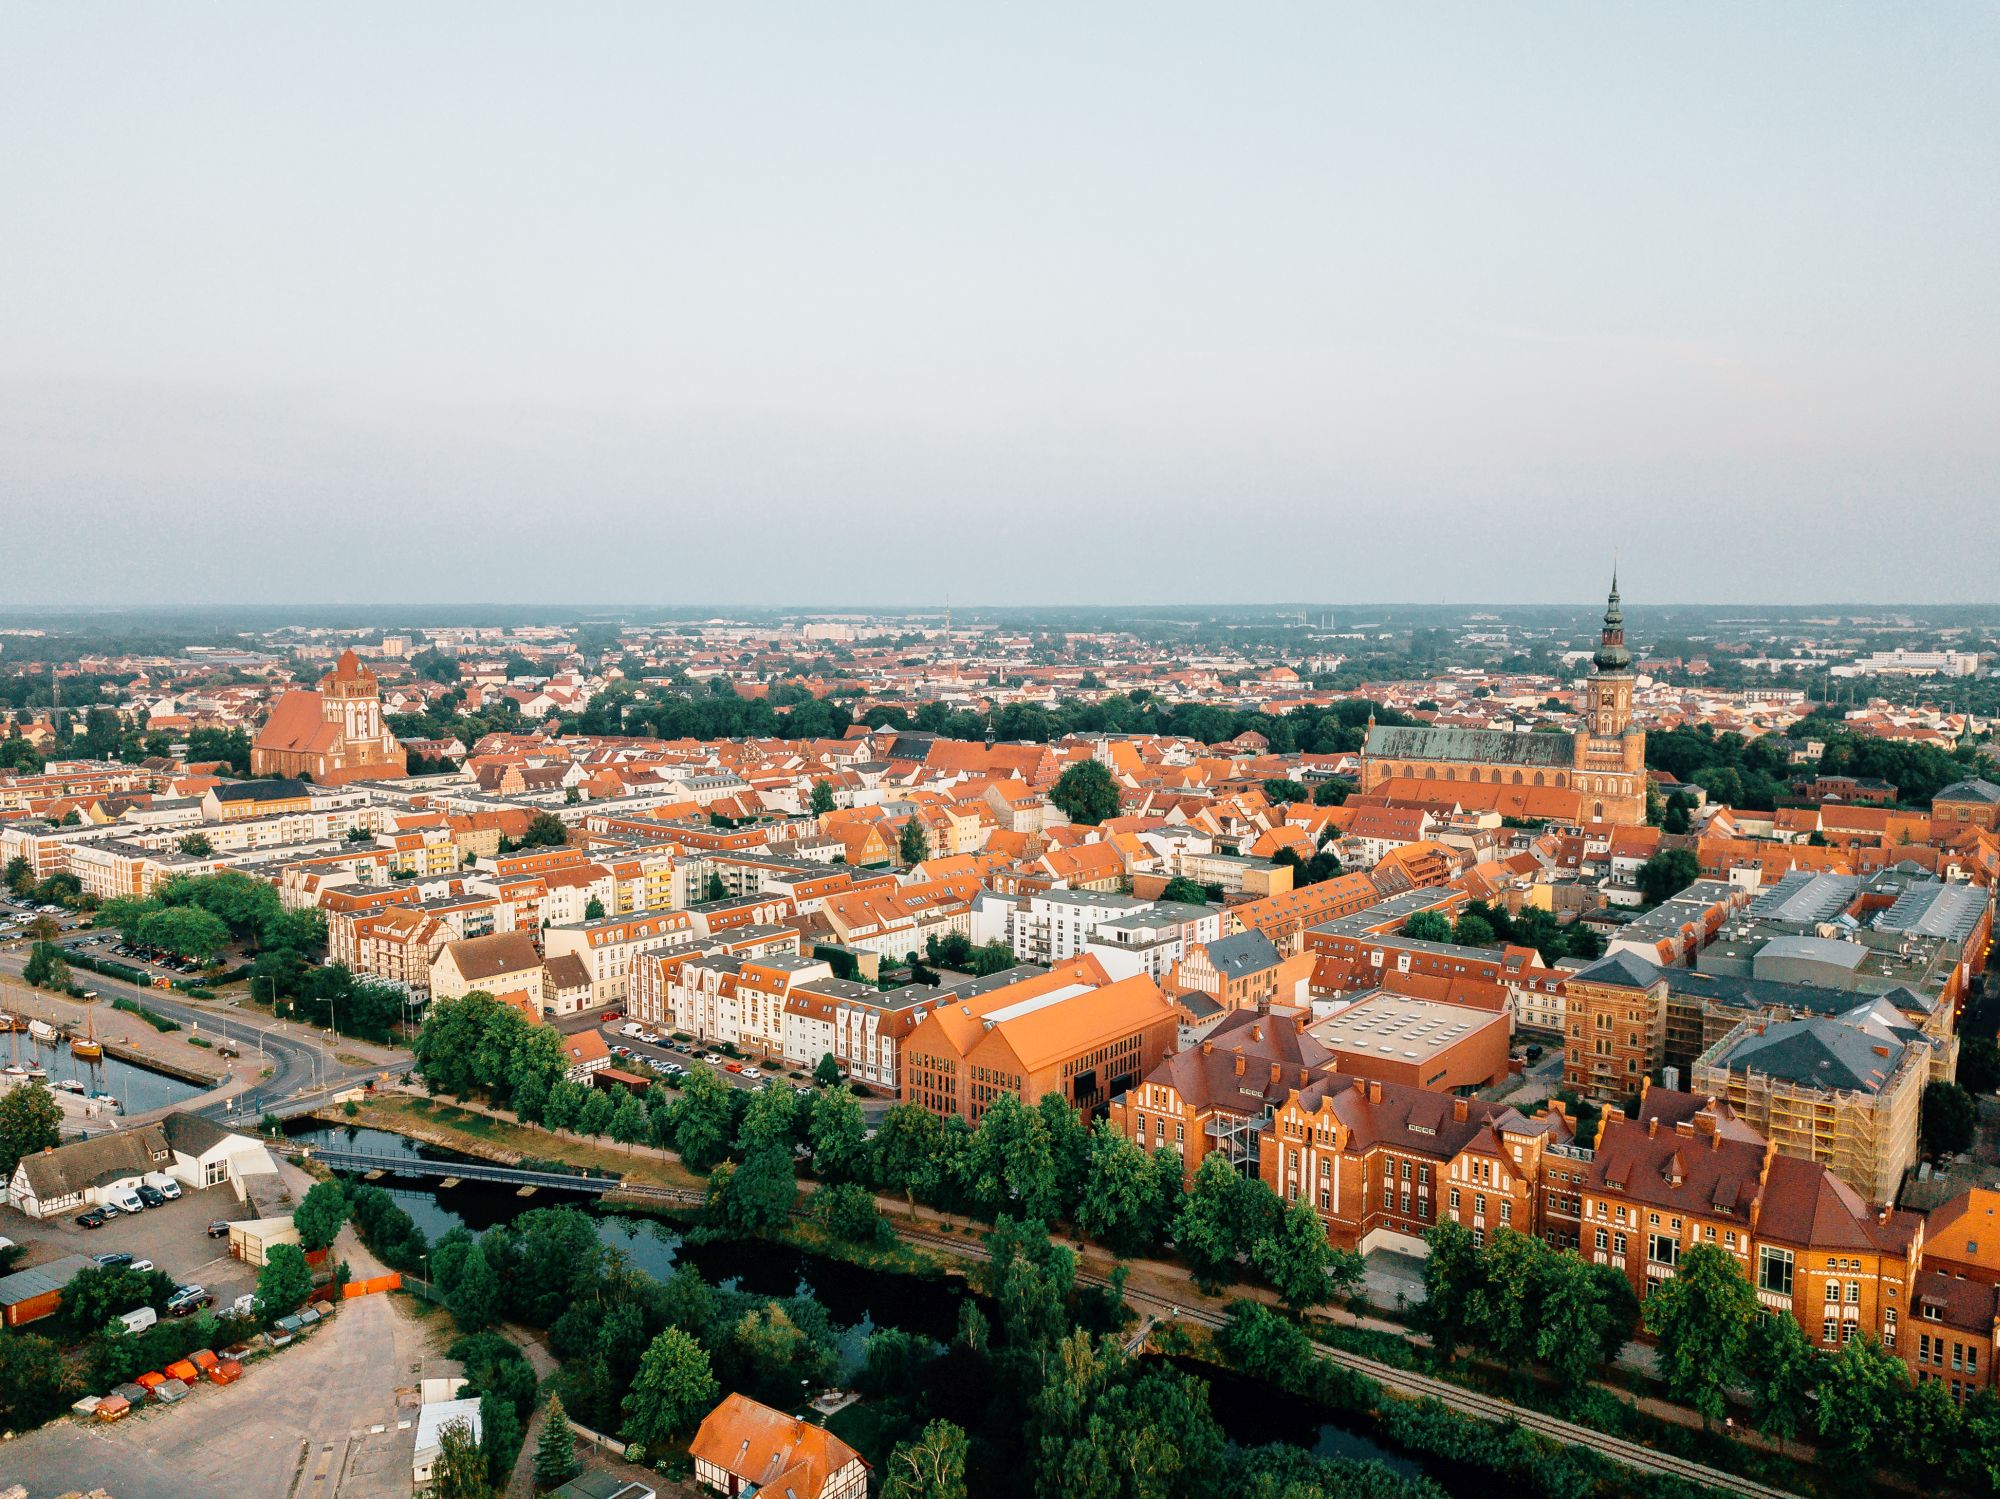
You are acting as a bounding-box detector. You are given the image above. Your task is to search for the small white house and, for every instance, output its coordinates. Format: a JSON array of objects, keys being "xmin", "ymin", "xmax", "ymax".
[
  {"xmin": 5, "ymin": 1110, "xmax": 275, "ymax": 1220},
  {"xmin": 413, "ymin": 1393, "xmax": 483, "ymax": 1490}
]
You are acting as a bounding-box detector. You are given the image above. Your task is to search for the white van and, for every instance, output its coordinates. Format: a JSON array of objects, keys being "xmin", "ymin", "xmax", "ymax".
[
  {"xmin": 143, "ymin": 1172, "xmax": 182, "ymax": 1201},
  {"xmin": 104, "ymin": 1187, "xmax": 144, "ymax": 1215},
  {"xmin": 117, "ymin": 1306, "xmax": 158, "ymax": 1335},
  {"xmin": 620, "ymin": 1021, "xmax": 644, "ymax": 1038}
]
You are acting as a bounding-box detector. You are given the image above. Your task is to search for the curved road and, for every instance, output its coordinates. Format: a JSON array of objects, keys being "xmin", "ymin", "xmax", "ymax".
[{"xmin": 0, "ymin": 948, "xmax": 386, "ymax": 1123}]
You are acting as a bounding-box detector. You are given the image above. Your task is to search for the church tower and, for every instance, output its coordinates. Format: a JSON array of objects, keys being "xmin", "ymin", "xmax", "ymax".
[
  {"xmin": 1585, "ymin": 573, "xmax": 1633, "ymax": 738},
  {"xmin": 320, "ymin": 649, "xmax": 386, "ymax": 746}
]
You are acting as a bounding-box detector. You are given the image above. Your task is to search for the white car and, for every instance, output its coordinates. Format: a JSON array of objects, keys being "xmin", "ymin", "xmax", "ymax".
[
  {"xmin": 143, "ymin": 1172, "xmax": 182, "ymax": 1200},
  {"xmin": 741, "ymin": 1067, "xmax": 763, "ymax": 1081},
  {"xmin": 702, "ymin": 1053, "xmax": 723, "ymax": 1065},
  {"xmin": 129, "ymin": 1258, "xmax": 155, "ymax": 1273}
]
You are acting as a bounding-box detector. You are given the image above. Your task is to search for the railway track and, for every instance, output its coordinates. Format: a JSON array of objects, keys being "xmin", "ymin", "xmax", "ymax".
[{"xmin": 890, "ymin": 1222, "xmax": 1798, "ymax": 1499}]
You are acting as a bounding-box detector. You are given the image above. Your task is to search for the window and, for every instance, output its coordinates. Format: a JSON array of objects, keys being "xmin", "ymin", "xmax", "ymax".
[
  {"xmin": 1418, "ymin": 1165, "xmax": 1430, "ymax": 1185},
  {"xmin": 1841, "ymin": 1323, "xmax": 1856, "ymax": 1344},
  {"xmin": 1450, "ymin": 1188, "xmax": 1461, "ymax": 1211},
  {"xmin": 1648, "ymin": 1234, "xmax": 1679, "ymax": 1268},
  {"xmin": 1758, "ymin": 1247, "xmax": 1794, "ymax": 1297},
  {"xmin": 1472, "ymin": 1229, "xmax": 1484, "ymax": 1249},
  {"xmin": 1884, "ymin": 1308, "xmax": 1896, "ymax": 1347},
  {"xmin": 1613, "ymin": 1232, "xmax": 1627, "ymax": 1255},
  {"xmin": 1824, "ymin": 1318, "xmax": 1838, "ymax": 1345},
  {"xmin": 1475, "ymin": 1193, "xmax": 1487, "ymax": 1216},
  {"xmin": 1595, "ymin": 1228, "xmax": 1609, "ymax": 1251},
  {"xmin": 1824, "ymin": 1280, "xmax": 1840, "ymax": 1304}
]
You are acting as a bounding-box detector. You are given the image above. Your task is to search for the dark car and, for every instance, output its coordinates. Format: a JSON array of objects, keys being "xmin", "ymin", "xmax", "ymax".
[
  {"xmin": 135, "ymin": 1185, "xmax": 166, "ymax": 1209},
  {"xmin": 75, "ymin": 1209, "xmax": 108, "ymax": 1229},
  {"xmin": 206, "ymin": 1220, "xmax": 231, "ymax": 1238},
  {"xmin": 93, "ymin": 1251, "xmax": 134, "ymax": 1268}
]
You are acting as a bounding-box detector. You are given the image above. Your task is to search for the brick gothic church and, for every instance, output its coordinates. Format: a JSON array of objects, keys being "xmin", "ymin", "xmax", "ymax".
[
  {"xmin": 1358, "ymin": 577, "xmax": 1649, "ymax": 825},
  {"xmin": 250, "ymin": 649, "xmax": 408, "ymax": 785}
]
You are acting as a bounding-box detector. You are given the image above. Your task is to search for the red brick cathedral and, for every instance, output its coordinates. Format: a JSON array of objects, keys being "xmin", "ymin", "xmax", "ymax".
[
  {"xmin": 1358, "ymin": 577, "xmax": 1648, "ymax": 824},
  {"xmin": 251, "ymin": 649, "xmax": 408, "ymax": 785}
]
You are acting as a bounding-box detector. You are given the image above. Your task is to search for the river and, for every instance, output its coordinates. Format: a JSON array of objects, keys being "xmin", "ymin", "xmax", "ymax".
[{"xmin": 289, "ymin": 1121, "xmax": 1447, "ymax": 1482}]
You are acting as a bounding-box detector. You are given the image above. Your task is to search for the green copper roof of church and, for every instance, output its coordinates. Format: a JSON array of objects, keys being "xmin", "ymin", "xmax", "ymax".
[
  {"xmin": 1593, "ymin": 573, "xmax": 1632, "ymax": 672},
  {"xmin": 1362, "ymin": 724, "xmax": 1577, "ymax": 767}
]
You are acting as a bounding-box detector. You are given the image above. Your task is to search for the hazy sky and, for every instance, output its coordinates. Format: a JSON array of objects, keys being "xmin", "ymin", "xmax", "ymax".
[{"xmin": 3, "ymin": 3, "xmax": 1995, "ymax": 608}]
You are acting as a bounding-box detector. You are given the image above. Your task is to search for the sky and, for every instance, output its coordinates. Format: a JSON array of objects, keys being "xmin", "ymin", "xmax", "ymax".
[{"xmin": 2, "ymin": 3, "xmax": 1996, "ymax": 609}]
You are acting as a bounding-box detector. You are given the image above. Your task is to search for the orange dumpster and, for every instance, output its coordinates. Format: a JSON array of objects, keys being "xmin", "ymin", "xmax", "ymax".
[
  {"xmin": 342, "ymin": 1282, "xmax": 366, "ymax": 1299},
  {"xmin": 165, "ymin": 1359, "xmax": 199, "ymax": 1383},
  {"xmin": 95, "ymin": 1394, "xmax": 131, "ymax": 1421},
  {"xmin": 134, "ymin": 1371, "xmax": 166, "ymax": 1392},
  {"xmin": 190, "ymin": 1349, "xmax": 219, "ymax": 1371}
]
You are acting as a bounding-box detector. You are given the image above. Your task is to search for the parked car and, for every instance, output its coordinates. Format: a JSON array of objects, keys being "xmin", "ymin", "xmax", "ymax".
[
  {"xmin": 206, "ymin": 1220, "xmax": 232, "ymax": 1239},
  {"xmin": 723, "ymin": 1061, "xmax": 744, "ymax": 1074},
  {"xmin": 105, "ymin": 1187, "xmax": 144, "ymax": 1214},
  {"xmin": 135, "ymin": 1185, "xmax": 166, "ymax": 1209},
  {"xmin": 741, "ymin": 1067, "xmax": 763, "ymax": 1081},
  {"xmin": 76, "ymin": 1209, "xmax": 108, "ymax": 1229},
  {"xmin": 166, "ymin": 1286, "xmax": 209, "ymax": 1316},
  {"xmin": 94, "ymin": 1252, "xmax": 135, "ymax": 1269},
  {"xmin": 144, "ymin": 1173, "xmax": 182, "ymax": 1200},
  {"xmin": 702, "ymin": 1053, "xmax": 723, "ymax": 1065},
  {"xmin": 128, "ymin": 1259, "xmax": 154, "ymax": 1273},
  {"xmin": 117, "ymin": 1306, "xmax": 158, "ymax": 1335}
]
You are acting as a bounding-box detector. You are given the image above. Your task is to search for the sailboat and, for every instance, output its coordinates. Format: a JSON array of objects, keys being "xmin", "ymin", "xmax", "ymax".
[
  {"xmin": 71, "ymin": 1012, "xmax": 102, "ymax": 1061},
  {"xmin": 27, "ymin": 1017, "xmax": 57, "ymax": 1042},
  {"xmin": 4, "ymin": 1029, "xmax": 27, "ymax": 1080}
]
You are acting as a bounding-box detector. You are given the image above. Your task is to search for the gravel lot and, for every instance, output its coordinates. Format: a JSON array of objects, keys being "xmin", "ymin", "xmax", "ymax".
[{"xmin": 2, "ymin": 1185, "xmax": 262, "ymax": 1305}]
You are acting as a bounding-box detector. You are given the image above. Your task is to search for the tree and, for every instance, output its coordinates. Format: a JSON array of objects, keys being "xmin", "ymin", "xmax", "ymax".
[
  {"xmin": 21, "ymin": 941, "xmax": 70, "ymax": 992},
  {"xmin": 1959, "ymin": 1036, "xmax": 2000, "ymax": 1095},
  {"xmin": 1175, "ymin": 1153, "xmax": 1265, "ymax": 1293},
  {"xmin": 1741, "ymin": 1310, "xmax": 1815, "ymax": 1454},
  {"xmin": 707, "ymin": 1147, "xmax": 797, "ymax": 1236},
  {"xmin": 1922, "ymin": 1079, "xmax": 1977, "ymax": 1156},
  {"xmin": 962, "ymin": 1093, "xmax": 1058, "ymax": 1222},
  {"xmin": 809, "ymin": 1086, "xmax": 868, "ymax": 1182},
  {"xmin": 0, "ymin": 1081, "xmax": 62, "ymax": 1178},
  {"xmin": 293, "ymin": 1179, "xmax": 350, "ymax": 1252},
  {"xmin": 898, "ymin": 818, "xmax": 930, "ymax": 866},
  {"xmin": 531, "ymin": 1393, "xmax": 580, "ymax": 1489},
  {"xmin": 1815, "ymin": 1333, "xmax": 1909, "ymax": 1468},
  {"xmin": 670, "ymin": 1065, "xmax": 738, "ymax": 1171},
  {"xmin": 1074, "ymin": 1122, "xmax": 1172, "ymax": 1257},
  {"xmin": 809, "ymin": 1182, "xmax": 888, "ymax": 1246},
  {"xmin": 255, "ymin": 1244, "xmax": 314, "ymax": 1321},
  {"xmin": 177, "ymin": 832, "xmax": 214, "ymax": 857},
  {"xmin": 583, "ymin": 895, "xmax": 604, "ymax": 921},
  {"xmin": 1416, "ymin": 1219, "xmax": 1482, "ymax": 1362},
  {"xmin": 1251, "ymin": 1194, "xmax": 1347, "ymax": 1311},
  {"xmin": 1049, "ymin": 759, "xmax": 1120, "ymax": 825},
  {"xmin": 1452, "ymin": 912, "xmax": 1495, "ymax": 947},
  {"xmin": 881, "ymin": 1418, "xmax": 970, "ymax": 1499},
  {"xmin": 703, "ymin": 871, "xmax": 727, "ymax": 903},
  {"xmin": 810, "ymin": 779, "xmax": 837, "ymax": 815},
  {"xmin": 1638, "ymin": 848, "xmax": 1701, "ymax": 907},
  {"xmin": 1896, "ymin": 1371, "xmax": 1964, "ymax": 1482},
  {"xmin": 1400, "ymin": 910, "xmax": 1453, "ymax": 944},
  {"xmin": 870, "ymin": 1104, "xmax": 944, "ymax": 1211},
  {"xmin": 519, "ymin": 812, "xmax": 568, "ymax": 849},
  {"xmin": 0, "ymin": 1330, "xmax": 68, "ymax": 1432},
  {"xmin": 1261, "ymin": 777, "xmax": 1307, "ymax": 806},
  {"xmin": 1642, "ymin": 1243, "xmax": 1757, "ymax": 1427},
  {"xmin": 813, "ymin": 1051, "xmax": 844, "ymax": 1089},
  {"xmin": 449, "ymin": 1242, "xmax": 500, "ymax": 1331},
  {"xmin": 1157, "ymin": 876, "xmax": 1211, "ymax": 906},
  {"xmin": 431, "ymin": 1416, "xmax": 494, "ymax": 1499}
]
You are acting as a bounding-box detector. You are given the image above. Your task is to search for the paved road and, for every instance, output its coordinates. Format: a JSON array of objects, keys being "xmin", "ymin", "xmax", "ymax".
[{"xmin": 0, "ymin": 947, "xmax": 385, "ymax": 1122}]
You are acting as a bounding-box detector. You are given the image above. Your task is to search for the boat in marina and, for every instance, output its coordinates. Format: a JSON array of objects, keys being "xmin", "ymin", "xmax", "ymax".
[
  {"xmin": 71, "ymin": 1013, "xmax": 102, "ymax": 1061},
  {"xmin": 27, "ymin": 1018, "xmax": 59, "ymax": 1042},
  {"xmin": 54, "ymin": 1078, "xmax": 86, "ymax": 1094}
]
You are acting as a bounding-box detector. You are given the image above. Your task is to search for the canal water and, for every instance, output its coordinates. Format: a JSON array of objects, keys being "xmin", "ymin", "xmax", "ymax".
[
  {"xmin": 15, "ymin": 1031, "xmax": 208, "ymax": 1114},
  {"xmin": 289, "ymin": 1121, "xmax": 1451, "ymax": 1482}
]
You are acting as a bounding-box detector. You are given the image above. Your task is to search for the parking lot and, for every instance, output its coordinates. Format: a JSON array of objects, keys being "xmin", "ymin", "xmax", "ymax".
[{"xmin": 1, "ymin": 1182, "xmax": 263, "ymax": 1311}]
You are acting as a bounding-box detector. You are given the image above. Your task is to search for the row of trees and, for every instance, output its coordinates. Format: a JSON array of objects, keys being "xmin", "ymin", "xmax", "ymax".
[
  {"xmin": 1639, "ymin": 1241, "xmax": 2000, "ymax": 1487},
  {"xmin": 1401, "ymin": 899, "xmax": 1606, "ymax": 965},
  {"xmin": 412, "ymin": 990, "xmax": 1363, "ymax": 1315}
]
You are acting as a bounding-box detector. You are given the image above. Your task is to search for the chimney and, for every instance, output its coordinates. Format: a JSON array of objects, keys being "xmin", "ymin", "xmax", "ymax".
[
  {"xmin": 1234, "ymin": 1054, "xmax": 1246, "ymax": 1076},
  {"xmin": 1452, "ymin": 1098, "xmax": 1469, "ymax": 1122},
  {"xmin": 1270, "ymin": 1063, "xmax": 1282, "ymax": 1087},
  {"xmin": 1647, "ymin": 1116, "xmax": 1659, "ymax": 1137},
  {"xmin": 1367, "ymin": 1079, "xmax": 1383, "ymax": 1103},
  {"xmin": 1200, "ymin": 1040, "xmax": 1213, "ymax": 1056}
]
